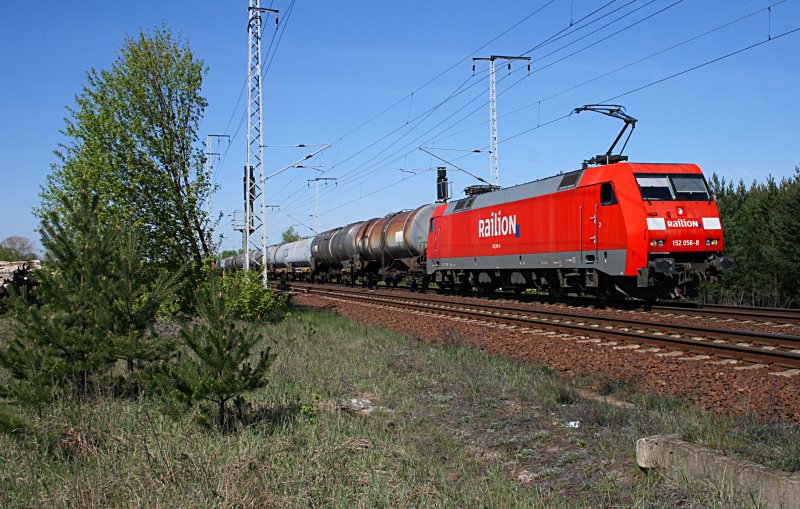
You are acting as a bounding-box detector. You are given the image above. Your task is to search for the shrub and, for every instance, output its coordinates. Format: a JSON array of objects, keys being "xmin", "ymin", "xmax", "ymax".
[{"xmin": 222, "ymin": 271, "xmax": 289, "ymax": 323}]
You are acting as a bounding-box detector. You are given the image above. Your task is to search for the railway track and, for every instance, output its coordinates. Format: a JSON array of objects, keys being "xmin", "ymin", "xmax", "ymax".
[
  {"xmin": 291, "ymin": 283, "xmax": 800, "ymax": 370},
  {"xmin": 306, "ymin": 281, "xmax": 800, "ymax": 326},
  {"xmin": 499, "ymin": 296, "xmax": 800, "ymax": 327}
]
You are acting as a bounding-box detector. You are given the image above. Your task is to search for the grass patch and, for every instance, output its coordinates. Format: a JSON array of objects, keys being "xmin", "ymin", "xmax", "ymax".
[{"xmin": 0, "ymin": 308, "xmax": 797, "ymax": 508}]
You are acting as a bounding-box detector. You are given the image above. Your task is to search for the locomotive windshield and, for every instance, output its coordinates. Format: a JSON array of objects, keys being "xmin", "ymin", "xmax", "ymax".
[{"xmin": 635, "ymin": 174, "xmax": 710, "ymax": 201}]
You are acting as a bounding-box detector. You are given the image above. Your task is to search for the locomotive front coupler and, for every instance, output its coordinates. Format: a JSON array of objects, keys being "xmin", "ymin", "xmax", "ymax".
[{"xmin": 648, "ymin": 258, "xmax": 675, "ymax": 275}]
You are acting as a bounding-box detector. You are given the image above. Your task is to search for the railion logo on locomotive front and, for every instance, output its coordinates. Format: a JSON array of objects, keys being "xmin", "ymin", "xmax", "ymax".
[
  {"xmin": 477, "ymin": 210, "xmax": 520, "ymax": 239},
  {"xmin": 666, "ymin": 218, "xmax": 701, "ymax": 228}
]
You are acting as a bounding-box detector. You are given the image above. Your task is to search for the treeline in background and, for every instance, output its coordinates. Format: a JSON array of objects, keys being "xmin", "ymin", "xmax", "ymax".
[{"xmin": 706, "ymin": 168, "xmax": 800, "ymax": 308}]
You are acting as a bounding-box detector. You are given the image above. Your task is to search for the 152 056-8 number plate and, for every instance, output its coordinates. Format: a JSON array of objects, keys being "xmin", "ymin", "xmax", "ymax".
[{"xmin": 672, "ymin": 239, "xmax": 700, "ymax": 247}]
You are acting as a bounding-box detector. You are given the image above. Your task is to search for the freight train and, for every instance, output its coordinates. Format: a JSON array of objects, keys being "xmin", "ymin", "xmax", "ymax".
[
  {"xmin": 219, "ymin": 159, "xmax": 733, "ymax": 300},
  {"xmin": 219, "ymin": 106, "xmax": 734, "ymax": 300}
]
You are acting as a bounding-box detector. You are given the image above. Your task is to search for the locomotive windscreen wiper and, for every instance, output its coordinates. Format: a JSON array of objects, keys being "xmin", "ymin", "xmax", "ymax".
[{"xmin": 573, "ymin": 104, "xmax": 637, "ymax": 166}]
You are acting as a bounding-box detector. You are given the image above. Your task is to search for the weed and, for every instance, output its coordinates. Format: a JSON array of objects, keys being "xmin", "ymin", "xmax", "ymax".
[
  {"xmin": 568, "ymin": 435, "xmax": 586, "ymax": 447},
  {"xmin": 558, "ymin": 451, "xmax": 580, "ymax": 465}
]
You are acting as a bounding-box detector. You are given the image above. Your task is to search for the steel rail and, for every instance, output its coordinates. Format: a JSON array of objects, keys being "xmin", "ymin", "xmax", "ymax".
[{"xmin": 650, "ymin": 302, "xmax": 800, "ymax": 324}]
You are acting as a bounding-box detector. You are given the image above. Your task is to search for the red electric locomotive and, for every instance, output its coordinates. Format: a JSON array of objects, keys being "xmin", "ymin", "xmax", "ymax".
[
  {"xmin": 427, "ymin": 161, "xmax": 733, "ymax": 300},
  {"xmin": 425, "ymin": 104, "xmax": 733, "ymax": 300}
]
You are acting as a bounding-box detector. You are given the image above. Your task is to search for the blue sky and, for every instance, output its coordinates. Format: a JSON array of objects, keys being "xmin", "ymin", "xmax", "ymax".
[{"xmin": 1, "ymin": 0, "xmax": 798, "ymax": 252}]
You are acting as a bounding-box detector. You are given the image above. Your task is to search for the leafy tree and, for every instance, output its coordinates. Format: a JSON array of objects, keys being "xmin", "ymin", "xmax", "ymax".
[
  {"xmin": 222, "ymin": 270, "xmax": 290, "ymax": 323},
  {"xmin": 0, "ymin": 236, "xmax": 37, "ymax": 260},
  {"xmin": 170, "ymin": 272, "xmax": 275, "ymax": 431},
  {"xmin": 218, "ymin": 249, "xmax": 242, "ymax": 259},
  {"xmin": 281, "ymin": 226, "xmax": 301, "ymax": 243},
  {"xmin": 38, "ymin": 26, "xmax": 214, "ymax": 279}
]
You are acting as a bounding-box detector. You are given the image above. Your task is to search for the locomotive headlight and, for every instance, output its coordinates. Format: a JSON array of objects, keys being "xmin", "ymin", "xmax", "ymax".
[
  {"xmin": 677, "ymin": 207, "xmax": 684, "ymax": 215},
  {"xmin": 658, "ymin": 240, "xmax": 664, "ymax": 247},
  {"xmin": 705, "ymin": 239, "xmax": 719, "ymax": 246},
  {"xmin": 650, "ymin": 240, "xmax": 665, "ymax": 247}
]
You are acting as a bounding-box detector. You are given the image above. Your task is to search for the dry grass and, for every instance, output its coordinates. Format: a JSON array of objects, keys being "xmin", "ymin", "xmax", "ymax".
[{"xmin": 0, "ymin": 308, "xmax": 796, "ymax": 508}]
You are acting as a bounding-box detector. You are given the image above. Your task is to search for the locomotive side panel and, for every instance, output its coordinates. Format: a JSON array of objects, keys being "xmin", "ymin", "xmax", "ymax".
[{"xmin": 429, "ymin": 180, "xmax": 629, "ymax": 275}]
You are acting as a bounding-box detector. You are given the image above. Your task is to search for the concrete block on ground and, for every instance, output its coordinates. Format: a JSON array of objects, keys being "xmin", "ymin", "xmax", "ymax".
[{"xmin": 636, "ymin": 434, "xmax": 800, "ymax": 509}]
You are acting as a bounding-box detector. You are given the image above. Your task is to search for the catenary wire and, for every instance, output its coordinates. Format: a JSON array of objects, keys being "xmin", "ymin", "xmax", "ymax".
[
  {"xmin": 310, "ymin": 21, "xmax": 800, "ymax": 220},
  {"xmin": 280, "ymin": 0, "xmax": 681, "ymax": 213},
  {"xmin": 433, "ymin": 0, "xmax": 790, "ymax": 144}
]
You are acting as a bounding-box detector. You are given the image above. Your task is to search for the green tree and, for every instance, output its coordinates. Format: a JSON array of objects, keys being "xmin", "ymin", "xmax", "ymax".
[
  {"xmin": 223, "ymin": 270, "xmax": 290, "ymax": 323},
  {"xmin": 0, "ymin": 236, "xmax": 37, "ymax": 260},
  {"xmin": 1, "ymin": 184, "xmax": 117, "ymax": 403},
  {"xmin": 170, "ymin": 272, "xmax": 275, "ymax": 431},
  {"xmin": 0, "ymin": 183, "xmax": 180, "ymax": 406},
  {"xmin": 106, "ymin": 231, "xmax": 183, "ymax": 379},
  {"xmin": 706, "ymin": 167, "xmax": 800, "ymax": 307},
  {"xmin": 39, "ymin": 26, "xmax": 214, "ymax": 278},
  {"xmin": 281, "ymin": 226, "xmax": 301, "ymax": 243}
]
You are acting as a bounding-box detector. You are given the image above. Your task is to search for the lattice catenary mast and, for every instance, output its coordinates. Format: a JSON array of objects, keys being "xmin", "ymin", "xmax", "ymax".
[
  {"xmin": 472, "ymin": 55, "xmax": 531, "ymax": 187},
  {"xmin": 244, "ymin": 0, "xmax": 278, "ymax": 286}
]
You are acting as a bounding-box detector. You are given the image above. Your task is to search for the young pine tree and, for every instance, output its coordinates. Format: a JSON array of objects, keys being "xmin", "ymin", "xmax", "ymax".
[
  {"xmin": 106, "ymin": 230, "xmax": 183, "ymax": 378},
  {"xmin": 0, "ymin": 184, "xmax": 117, "ymax": 403},
  {"xmin": 170, "ymin": 272, "xmax": 275, "ymax": 431},
  {"xmin": 0, "ymin": 183, "xmax": 181, "ymax": 407}
]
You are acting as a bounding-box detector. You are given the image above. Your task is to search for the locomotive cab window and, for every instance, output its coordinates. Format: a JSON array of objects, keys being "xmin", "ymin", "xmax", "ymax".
[
  {"xmin": 429, "ymin": 217, "xmax": 435, "ymax": 232},
  {"xmin": 671, "ymin": 175, "xmax": 710, "ymax": 201},
  {"xmin": 636, "ymin": 176, "xmax": 674, "ymax": 200},
  {"xmin": 635, "ymin": 174, "xmax": 710, "ymax": 201},
  {"xmin": 600, "ymin": 183, "xmax": 617, "ymax": 205}
]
